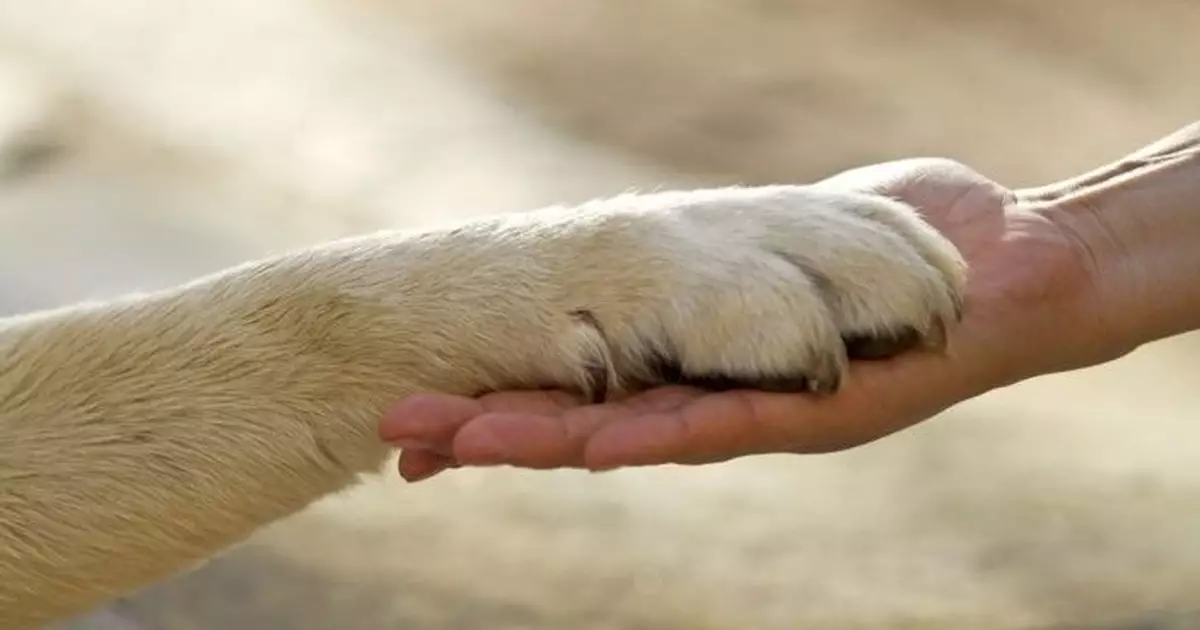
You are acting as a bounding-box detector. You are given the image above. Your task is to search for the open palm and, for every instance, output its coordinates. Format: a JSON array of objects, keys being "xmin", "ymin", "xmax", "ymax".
[{"xmin": 379, "ymin": 157, "xmax": 1120, "ymax": 480}]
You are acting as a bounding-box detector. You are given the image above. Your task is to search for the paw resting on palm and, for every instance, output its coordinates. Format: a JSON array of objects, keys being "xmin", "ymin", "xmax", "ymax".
[{"xmin": 524, "ymin": 185, "xmax": 966, "ymax": 400}]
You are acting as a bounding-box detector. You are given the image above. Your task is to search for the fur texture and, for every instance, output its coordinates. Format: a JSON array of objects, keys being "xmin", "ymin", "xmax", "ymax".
[{"xmin": 0, "ymin": 184, "xmax": 963, "ymax": 627}]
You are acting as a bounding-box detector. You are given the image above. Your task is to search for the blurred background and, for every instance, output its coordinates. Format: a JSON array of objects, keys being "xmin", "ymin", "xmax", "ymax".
[{"xmin": 1, "ymin": 1, "xmax": 1197, "ymax": 628}]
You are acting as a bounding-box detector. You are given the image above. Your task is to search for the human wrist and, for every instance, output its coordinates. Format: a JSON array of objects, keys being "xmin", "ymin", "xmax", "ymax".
[{"xmin": 1041, "ymin": 150, "xmax": 1200, "ymax": 358}]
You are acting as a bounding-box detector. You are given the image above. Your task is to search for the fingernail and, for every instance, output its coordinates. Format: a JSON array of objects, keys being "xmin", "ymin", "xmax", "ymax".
[{"xmin": 402, "ymin": 468, "xmax": 445, "ymax": 483}]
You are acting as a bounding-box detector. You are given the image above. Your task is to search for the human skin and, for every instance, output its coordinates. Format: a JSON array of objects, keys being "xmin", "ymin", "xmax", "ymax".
[{"xmin": 380, "ymin": 122, "xmax": 1200, "ymax": 480}]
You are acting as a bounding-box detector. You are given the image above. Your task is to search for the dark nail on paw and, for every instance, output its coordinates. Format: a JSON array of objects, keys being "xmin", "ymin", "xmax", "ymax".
[
  {"xmin": 756, "ymin": 376, "xmax": 821, "ymax": 393},
  {"xmin": 648, "ymin": 351, "xmax": 684, "ymax": 385},
  {"xmin": 842, "ymin": 327, "xmax": 922, "ymax": 360},
  {"xmin": 581, "ymin": 357, "xmax": 609, "ymax": 404},
  {"xmin": 569, "ymin": 309, "xmax": 611, "ymax": 403},
  {"xmin": 674, "ymin": 373, "xmax": 821, "ymax": 394},
  {"xmin": 643, "ymin": 347, "xmax": 837, "ymax": 395}
]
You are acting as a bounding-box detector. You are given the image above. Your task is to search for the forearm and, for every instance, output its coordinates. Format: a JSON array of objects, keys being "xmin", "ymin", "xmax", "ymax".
[
  {"xmin": 1046, "ymin": 132, "xmax": 1200, "ymax": 352},
  {"xmin": 0, "ymin": 259, "xmax": 399, "ymax": 626}
]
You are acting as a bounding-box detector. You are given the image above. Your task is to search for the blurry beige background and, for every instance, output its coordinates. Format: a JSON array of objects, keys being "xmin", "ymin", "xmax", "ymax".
[{"xmin": 0, "ymin": 1, "xmax": 1197, "ymax": 628}]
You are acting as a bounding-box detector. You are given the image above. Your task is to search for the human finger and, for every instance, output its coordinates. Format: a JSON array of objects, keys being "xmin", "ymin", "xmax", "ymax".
[{"xmin": 397, "ymin": 448, "xmax": 458, "ymax": 482}]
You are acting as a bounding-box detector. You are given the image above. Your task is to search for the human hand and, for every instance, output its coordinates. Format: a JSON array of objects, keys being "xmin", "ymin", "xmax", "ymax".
[{"xmin": 380, "ymin": 126, "xmax": 1200, "ymax": 481}]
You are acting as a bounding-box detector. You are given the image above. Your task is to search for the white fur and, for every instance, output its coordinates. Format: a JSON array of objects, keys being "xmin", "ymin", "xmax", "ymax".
[{"xmin": 0, "ymin": 184, "xmax": 964, "ymax": 627}]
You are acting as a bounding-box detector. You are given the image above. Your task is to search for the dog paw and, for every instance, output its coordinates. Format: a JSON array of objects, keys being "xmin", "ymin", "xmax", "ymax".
[{"xmin": 538, "ymin": 186, "xmax": 966, "ymax": 399}]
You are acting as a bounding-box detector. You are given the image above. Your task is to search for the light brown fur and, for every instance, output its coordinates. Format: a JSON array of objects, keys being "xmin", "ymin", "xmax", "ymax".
[{"xmin": 0, "ymin": 185, "xmax": 964, "ymax": 627}]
